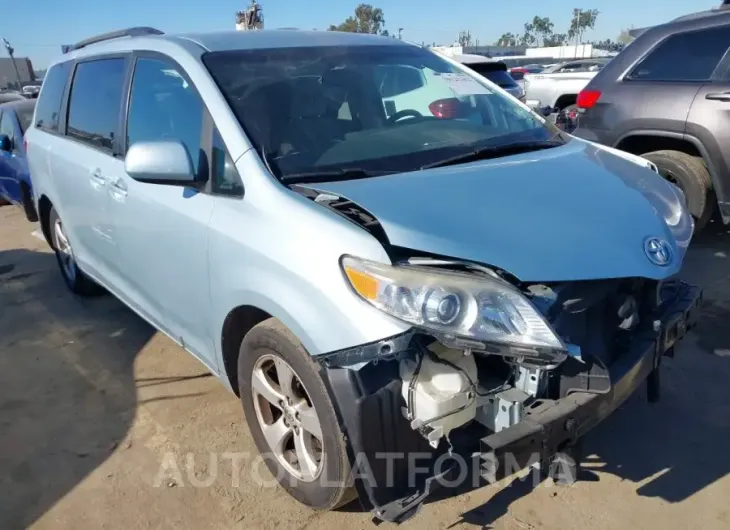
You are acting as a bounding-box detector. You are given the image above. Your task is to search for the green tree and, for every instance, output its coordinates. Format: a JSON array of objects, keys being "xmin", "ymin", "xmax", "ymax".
[
  {"xmin": 328, "ymin": 4, "xmax": 385, "ymax": 34},
  {"xmin": 520, "ymin": 22, "xmax": 537, "ymax": 46},
  {"xmin": 531, "ymin": 16, "xmax": 555, "ymax": 46},
  {"xmin": 568, "ymin": 8, "xmax": 600, "ymax": 46},
  {"xmin": 544, "ymin": 33, "xmax": 567, "ymax": 46},
  {"xmin": 495, "ymin": 32, "xmax": 518, "ymax": 46},
  {"xmin": 618, "ymin": 27, "xmax": 634, "ymax": 45}
]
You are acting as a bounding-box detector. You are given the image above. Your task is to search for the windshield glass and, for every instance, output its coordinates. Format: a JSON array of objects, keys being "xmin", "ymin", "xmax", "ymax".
[{"xmin": 203, "ymin": 45, "xmax": 562, "ymax": 180}]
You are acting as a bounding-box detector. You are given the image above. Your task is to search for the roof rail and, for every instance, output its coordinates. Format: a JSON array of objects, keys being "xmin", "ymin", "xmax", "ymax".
[{"xmin": 67, "ymin": 27, "xmax": 164, "ymax": 53}]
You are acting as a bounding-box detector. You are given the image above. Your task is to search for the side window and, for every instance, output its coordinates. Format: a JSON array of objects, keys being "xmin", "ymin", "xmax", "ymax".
[
  {"xmin": 35, "ymin": 61, "xmax": 71, "ymax": 132},
  {"xmin": 0, "ymin": 112, "xmax": 15, "ymax": 142},
  {"xmin": 629, "ymin": 26, "xmax": 730, "ymax": 82},
  {"xmin": 66, "ymin": 58, "xmax": 126, "ymax": 151},
  {"xmin": 212, "ymin": 130, "xmax": 243, "ymax": 197},
  {"xmin": 127, "ymin": 57, "xmax": 204, "ymax": 177}
]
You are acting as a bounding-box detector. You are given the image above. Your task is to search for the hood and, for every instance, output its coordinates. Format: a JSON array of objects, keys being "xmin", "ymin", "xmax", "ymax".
[{"xmin": 303, "ymin": 140, "xmax": 693, "ymax": 282}]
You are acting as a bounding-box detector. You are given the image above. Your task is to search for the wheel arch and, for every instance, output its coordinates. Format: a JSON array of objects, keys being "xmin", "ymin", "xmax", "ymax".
[
  {"xmin": 614, "ymin": 131, "xmax": 718, "ymax": 189},
  {"xmin": 554, "ymin": 94, "xmax": 577, "ymax": 110},
  {"xmin": 219, "ymin": 298, "xmax": 321, "ymax": 396}
]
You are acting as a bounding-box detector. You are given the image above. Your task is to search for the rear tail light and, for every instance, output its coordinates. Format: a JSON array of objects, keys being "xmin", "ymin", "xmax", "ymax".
[
  {"xmin": 577, "ymin": 89, "xmax": 602, "ymax": 109},
  {"xmin": 429, "ymin": 98, "xmax": 465, "ymax": 119}
]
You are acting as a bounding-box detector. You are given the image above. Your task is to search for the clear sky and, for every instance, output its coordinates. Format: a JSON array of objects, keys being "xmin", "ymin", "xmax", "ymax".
[{"xmin": 2, "ymin": 0, "xmax": 719, "ymax": 70}]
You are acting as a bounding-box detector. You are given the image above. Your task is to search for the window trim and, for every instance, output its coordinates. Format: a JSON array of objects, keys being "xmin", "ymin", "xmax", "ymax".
[
  {"xmin": 63, "ymin": 53, "xmax": 131, "ymax": 157},
  {"xmin": 624, "ymin": 26, "xmax": 730, "ymax": 84},
  {"xmin": 204, "ymin": 114, "xmax": 244, "ymax": 199}
]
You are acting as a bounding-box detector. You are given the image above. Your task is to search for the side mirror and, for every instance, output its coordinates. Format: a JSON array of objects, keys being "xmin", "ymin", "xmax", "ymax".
[
  {"xmin": 0, "ymin": 134, "xmax": 12, "ymax": 153},
  {"xmin": 125, "ymin": 140, "xmax": 197, "ymax": 185}
]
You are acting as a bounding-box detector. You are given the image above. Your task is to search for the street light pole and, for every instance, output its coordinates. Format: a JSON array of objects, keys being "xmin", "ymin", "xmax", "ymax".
[
  {"xmin": 2, "ymin": 38, "xmax": 22, "ymax": 90},
  {"xmin": 398, "ymin": 28, "xmax": 403, "ymax": 40}
]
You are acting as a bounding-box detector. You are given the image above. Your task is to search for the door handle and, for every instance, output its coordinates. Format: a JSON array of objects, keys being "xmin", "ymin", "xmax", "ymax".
[
  {"xmin": 89, "ymin": 168, "xmax": 106, "ymax": 188},
  {"xmin": 109, "ymin": 177, "xmax": 128, "ymax": 199},
  {"xmin": 705, "ymin": 92, "xmax": 730, "ymax": 102}
]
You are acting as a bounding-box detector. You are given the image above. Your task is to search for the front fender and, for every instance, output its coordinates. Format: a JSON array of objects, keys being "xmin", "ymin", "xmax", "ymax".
[{"xmin": 207, "ymin": 159, "xmax": 409, "ymax": 366}]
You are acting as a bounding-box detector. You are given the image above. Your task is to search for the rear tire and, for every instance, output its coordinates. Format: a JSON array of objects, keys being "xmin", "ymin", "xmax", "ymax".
[
  {"xmin": 238, "ymin": 318, "xmax": 356, "ymax": 511},
  {"xmin": 643, "ymin": 150, "xmax": 715, "ymax": 233},
  {"xmin": 49, "ymin": 207, "xmax": 103, "ymax": 296}
]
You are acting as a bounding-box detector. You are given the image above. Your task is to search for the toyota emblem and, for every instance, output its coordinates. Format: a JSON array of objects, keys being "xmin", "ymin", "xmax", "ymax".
[{"xmin": 644, "ymin": 237, "xmax": 673, "ymax": 266}]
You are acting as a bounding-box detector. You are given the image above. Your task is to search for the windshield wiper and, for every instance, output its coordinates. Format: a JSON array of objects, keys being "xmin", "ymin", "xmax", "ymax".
[
  {"xmin": 420, "ymin": 140, "xmax": 565, "ymax": 170},
  {"xmin": 280, "ymin": 168, "xmax": 396, "ymax": 184}
]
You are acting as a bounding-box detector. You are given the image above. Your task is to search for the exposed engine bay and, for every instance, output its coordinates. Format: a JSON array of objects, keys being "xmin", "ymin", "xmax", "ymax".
[
  {"xmin": 322, "ymin": 253, "xmax": 670, "ymax": 451},
  {"xmin": 392, "ymin": 261, "xmax": 664, "ymax": 449}
]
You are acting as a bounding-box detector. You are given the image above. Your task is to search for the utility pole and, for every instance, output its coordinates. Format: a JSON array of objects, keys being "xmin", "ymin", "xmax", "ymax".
[
  {"xmin": 398, "ymin": 28, "xmax": 403, "ymax": 40},
  {"xmin": 2, "ymin": 38, "xmax": 22, "ymax": 91}
]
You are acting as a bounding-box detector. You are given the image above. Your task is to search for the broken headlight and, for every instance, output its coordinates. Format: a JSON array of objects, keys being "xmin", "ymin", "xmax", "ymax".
[{"xmin": 341, "ymin": 256, "xmax": 565, "ymax": 350}]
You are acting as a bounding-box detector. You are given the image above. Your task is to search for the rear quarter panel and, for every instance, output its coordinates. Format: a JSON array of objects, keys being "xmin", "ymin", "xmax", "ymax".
[{"xmin": 588, "ymin": 81, "xmax": 700, "ymax": 146}]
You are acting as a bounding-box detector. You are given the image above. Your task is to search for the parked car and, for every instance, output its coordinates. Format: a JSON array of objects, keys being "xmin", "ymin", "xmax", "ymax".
[
  {"xmin": 451, "ymin": 54, "xmax": 525, "ymax": 101},
  {"xmin": 0, "ymin": 92, "xmax": 25, "ymax": 104},
  {"xmin": 509, "ymin": 65, "xmax": 544, "ymax": 76},
  {"xmin": 26, "ymin": 27, "xmax": 701, "ymax": 524},
  {"xmin": 541, "ymin": 58, "xmax": 610, "ymax": 74},
  {"xmin": 573, "ymin": 6, "xmax": 730, "ymax": 232},
  {"xmin": 522, "ymin": 69, "xmax": 600, "ymax": 112},
  {"xmin": 0, "ymin": 99, "xmax": 37, "ymax": 218}
]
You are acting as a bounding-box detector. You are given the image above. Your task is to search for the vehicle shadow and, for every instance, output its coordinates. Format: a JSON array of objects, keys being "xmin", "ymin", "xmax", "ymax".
[
  {"xmin": 0, "ymin": 248, "xmax": 154, "ymax": 529},
  {"xmin": 439, "ymin": 223, "xmax": 730, "ymax": 527}
]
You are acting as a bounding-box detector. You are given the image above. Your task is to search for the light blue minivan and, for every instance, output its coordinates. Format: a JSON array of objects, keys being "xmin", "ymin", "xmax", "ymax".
[{"xmin": 25, "ymin": 27, "xmax": 702, "ymax": 522}]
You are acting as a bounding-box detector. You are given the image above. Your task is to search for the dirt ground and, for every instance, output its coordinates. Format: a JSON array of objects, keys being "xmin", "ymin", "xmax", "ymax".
[{"xmin": 1, "ymin": 205, "xmax": 730, "ymax": 530}]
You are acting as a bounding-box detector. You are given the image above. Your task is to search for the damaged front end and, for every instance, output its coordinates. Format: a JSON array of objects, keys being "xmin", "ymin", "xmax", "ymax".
[{"xmin": 316, "ymin": 258, "xmax": 701, "ymax": 524}]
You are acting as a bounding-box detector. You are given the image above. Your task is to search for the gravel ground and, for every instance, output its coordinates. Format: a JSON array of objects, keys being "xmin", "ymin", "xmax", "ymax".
[{"xmin": 1, "ymin": 205, "xmax": 729, "ymax": 530}]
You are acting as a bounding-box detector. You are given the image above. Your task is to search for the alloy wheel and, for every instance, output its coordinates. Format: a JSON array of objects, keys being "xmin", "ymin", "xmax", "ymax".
[
  {"xmin": 53, "ymin": 218, "xmax": 77, "ymax": 282},
  {"xmin": 251, "ymin": 354, "xmax": 324, "ymax": 482}
]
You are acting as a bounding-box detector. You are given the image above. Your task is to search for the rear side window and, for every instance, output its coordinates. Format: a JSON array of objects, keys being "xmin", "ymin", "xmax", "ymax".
[
  {"xmin": 35, "ymin": 61, "xmax": 71, "ymax": 131},
  {"xmin": 629, "ymin": 26, "xmax": 730, "ymax": 82},
  {"xmin": 67, "ymin": 58, "xmax": 126, "ymax": 151}
]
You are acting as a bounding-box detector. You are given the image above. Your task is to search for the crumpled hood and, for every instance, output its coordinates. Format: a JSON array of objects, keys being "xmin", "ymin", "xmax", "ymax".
[{"xmin": 303, "ymin": 140, "xmax": 693, "ymax": 282}]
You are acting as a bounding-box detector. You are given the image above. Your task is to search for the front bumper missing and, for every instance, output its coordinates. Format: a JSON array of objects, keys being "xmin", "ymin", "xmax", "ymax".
[{"xmin": 318, "ymin": 282, "xmax": 702, "ymax": 524}]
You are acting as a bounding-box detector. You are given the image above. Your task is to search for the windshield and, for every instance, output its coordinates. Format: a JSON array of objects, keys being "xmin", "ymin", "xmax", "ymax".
[{"xmin": 203, "ymin": 45, "xmax": 562, "ymax": 180}]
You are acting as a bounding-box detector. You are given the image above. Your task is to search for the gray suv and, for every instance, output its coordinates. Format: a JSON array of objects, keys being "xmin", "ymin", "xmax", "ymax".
[{"xmin": 573, "ymin": 5, "xmax": 730, "ymax": 232}]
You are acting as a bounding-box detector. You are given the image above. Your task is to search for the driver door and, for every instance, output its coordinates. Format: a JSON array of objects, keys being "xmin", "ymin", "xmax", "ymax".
[{"xmin": 108, "ymin": 54, "xmax": 216, "ymax": 367}]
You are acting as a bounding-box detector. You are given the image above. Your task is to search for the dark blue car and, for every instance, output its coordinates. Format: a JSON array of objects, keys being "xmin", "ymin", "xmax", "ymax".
[{"xmin": 0, "ymin": 99, "xmax": 38, "ymax": 221}]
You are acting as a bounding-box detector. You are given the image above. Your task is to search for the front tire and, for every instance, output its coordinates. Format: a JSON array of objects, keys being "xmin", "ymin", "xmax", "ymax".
[
  {"xmin": 643, "ymin": 150, "xmax": 715, "ymax": 233},
  {"xmin": 49, "ymin": 207, "xmax": 103, "ymax": 296},
  {"xmin": 238, "ymin": 318, "xmax": 356, "ymax": 511}
]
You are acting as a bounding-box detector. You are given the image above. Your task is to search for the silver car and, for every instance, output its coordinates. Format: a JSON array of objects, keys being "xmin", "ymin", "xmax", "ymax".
[{"xmin": 26, "ymin": 27, "xmax": 701, "ymax": 523}]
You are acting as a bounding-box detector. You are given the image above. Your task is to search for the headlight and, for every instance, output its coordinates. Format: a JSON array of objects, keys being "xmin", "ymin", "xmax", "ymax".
[{"xmin": 341, "ymin": 256, "xmax": 565, "ymax": 351}]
